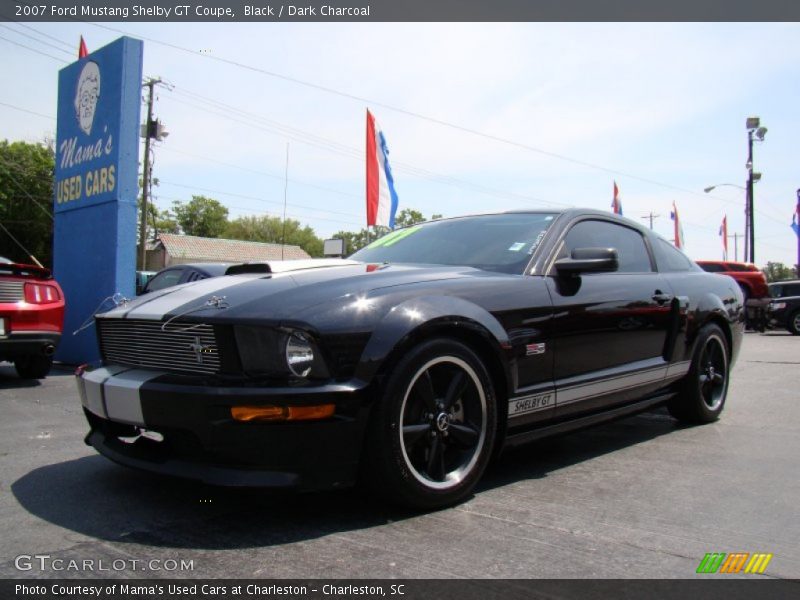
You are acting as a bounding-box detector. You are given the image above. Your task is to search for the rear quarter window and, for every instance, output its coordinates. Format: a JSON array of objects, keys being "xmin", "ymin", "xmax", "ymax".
[{"xmin": 655, "ymin": 239, "xmax": 696, "ymax": 272}]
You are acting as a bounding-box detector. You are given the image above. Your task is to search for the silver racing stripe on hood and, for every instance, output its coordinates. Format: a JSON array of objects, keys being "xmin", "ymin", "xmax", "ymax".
[{"xmin": 105, "ymin": 275, "xmax": 264, "ymax": 320}]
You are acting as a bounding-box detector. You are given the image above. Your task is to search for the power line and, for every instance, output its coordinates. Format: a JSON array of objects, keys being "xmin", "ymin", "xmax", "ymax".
[
  {"xmin": 158, "ymin": 179, "xmax": 362, "ymax": 219},
  {"xmin": 0, "ymin": 219, "xmax": 44, "ymax": 267},
  {"xmin": 161, "ymin": 88, "xmax": 570, "ymax": 209},
  {"xmin": 0, "ymin": 34, "xmax": 68, "ymax": 63},
  {"xmin": 0, "ymin": 157, "xmax": 54, "ymax": 221},
  {"xmin": 154, "ymin": 193, "xmax": 361, "ymax": 227},
  {"xmin": 0, "ymin": 101, "xmax": 55, "ymax": 120},
  {"xmin": 0, "ymin": 24, "xmax": 74, "ymax": 57},
  {"xmin": 165, "ymin": 85, "xmax": 792, "ymax": 218},
  {"xmin": 158, "ymin": 147, "xmax": 361, "ymax": 201},
  {"xmin": 7, "ymin": 21, "xmax": 74, "ymax": 50},
  {"xmin": 81, "ymin": 21, "xmax": 764, "ymax": 206},
  {"xmin": 13, "ymin": 13, "xmax": 792, "ymax": 223}
]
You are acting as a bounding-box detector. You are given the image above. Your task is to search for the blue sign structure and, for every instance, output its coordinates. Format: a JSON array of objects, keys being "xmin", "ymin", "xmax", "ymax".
[{"xmin": 53, "ymin": 37, "xmax": 143, "ymax": 363}]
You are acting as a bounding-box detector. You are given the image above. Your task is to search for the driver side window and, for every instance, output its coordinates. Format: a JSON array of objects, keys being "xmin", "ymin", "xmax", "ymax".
[{"xmin": 563, "ymin": 220, "xmax": 653, "ymax": 273}]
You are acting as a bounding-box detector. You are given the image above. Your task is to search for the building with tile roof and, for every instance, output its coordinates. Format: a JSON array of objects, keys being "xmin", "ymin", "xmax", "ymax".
[{"xmin": 146, "ymin": 233, "xmax": 311, "ymax": 269}]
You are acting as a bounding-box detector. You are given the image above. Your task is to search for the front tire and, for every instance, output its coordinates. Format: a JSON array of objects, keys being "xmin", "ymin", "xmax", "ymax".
[
  {"xmin": 363, "ymin": 338, "xmax": 497, "ymax": 510},
  {"xmin": 668, "ymin": 324, "xmax": 729, "ymax": 424},
  {"xmin": 14, "ymin": 355, "xmax": 53, "ymax": 379}
]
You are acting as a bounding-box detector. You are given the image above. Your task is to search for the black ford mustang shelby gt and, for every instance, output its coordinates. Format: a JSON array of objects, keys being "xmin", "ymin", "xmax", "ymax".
[{"xmin": 77, "ymin": 210, "xmax": 744, "ymax": 509}]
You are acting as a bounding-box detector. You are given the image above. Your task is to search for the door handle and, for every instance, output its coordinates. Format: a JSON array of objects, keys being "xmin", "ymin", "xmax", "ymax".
[{"xmin": 652, "ymin": 291, "xmax": 673, "ymax": 304}]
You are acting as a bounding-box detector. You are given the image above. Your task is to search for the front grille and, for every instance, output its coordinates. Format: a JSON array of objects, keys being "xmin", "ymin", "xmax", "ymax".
[
  {"xmin": 0, "ymin": 281, "xmax": 24, "ymax": 303},
  {"xmin": 97, "ymin": 319, "xmax": 221, "ymax": 375}
]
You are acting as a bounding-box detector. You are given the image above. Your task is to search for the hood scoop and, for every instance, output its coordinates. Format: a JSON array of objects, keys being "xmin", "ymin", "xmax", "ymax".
[{"xmin": 225, "ymin": 258, "xmax": 360, "ymax": 276}]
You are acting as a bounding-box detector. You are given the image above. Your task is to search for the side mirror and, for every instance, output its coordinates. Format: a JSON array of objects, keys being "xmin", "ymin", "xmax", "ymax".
[{"xmin": 554, "ymin": 247, "xmax": 619, "ymax": 275}]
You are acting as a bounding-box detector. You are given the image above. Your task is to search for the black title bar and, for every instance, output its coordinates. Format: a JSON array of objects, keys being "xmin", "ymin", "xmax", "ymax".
[
  {"xmin": 3, "ymin": 580, "xmax": 800, "ymax": 600},
  {"xmin": 3, "ymin": 0, "xmax": 800, "ymax": 22}
]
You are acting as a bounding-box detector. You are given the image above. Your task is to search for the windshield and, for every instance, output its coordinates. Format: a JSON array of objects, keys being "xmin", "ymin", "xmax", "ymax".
[{"xmin": 350, "ymin": 213, "xmax": 558, "ymax": 274}]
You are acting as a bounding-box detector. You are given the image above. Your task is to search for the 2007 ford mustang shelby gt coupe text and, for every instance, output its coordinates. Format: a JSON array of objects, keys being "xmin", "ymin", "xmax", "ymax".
[{"xmin": 77, "ymin": 210, "xmax": 743, "ymax": 509}]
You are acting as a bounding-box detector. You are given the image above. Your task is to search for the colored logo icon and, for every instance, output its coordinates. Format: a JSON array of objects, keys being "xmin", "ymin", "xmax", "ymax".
[{"xmin": 696, "ymin": 552, "xmax": 773, "ymax": 574}]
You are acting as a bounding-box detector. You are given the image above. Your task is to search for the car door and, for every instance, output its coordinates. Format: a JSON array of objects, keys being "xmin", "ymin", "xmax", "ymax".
[{"xmin": 545, "ymin": 218, "xmax": 676, "ymax": 418}]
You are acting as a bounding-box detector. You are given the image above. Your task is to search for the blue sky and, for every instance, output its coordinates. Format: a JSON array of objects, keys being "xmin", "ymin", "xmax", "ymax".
[{"xmin": 1, "ymin": 22, "xmax": 799, "ymax": 266}]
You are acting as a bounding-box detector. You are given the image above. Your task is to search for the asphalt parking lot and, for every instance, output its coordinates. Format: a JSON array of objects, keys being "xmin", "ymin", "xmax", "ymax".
[{"xmin": 0, "ymin": 332, "xmax": 798, "ymax": 580}]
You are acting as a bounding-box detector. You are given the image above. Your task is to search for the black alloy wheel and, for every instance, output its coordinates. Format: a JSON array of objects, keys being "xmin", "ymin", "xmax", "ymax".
[
  {"xmin": 668, "ymin": 324, "xmax": 729, "ymax": 424},
  {"xmin": 697, "ymin": 334, "xmax": 727, "ymax": 412},
  {"xmin": 399, "ymin": 356, "xmax": 487, "ymax": 490},
  {"xmin": 363, "ymin": 338, "xmax": 497, "ymax": 509}
]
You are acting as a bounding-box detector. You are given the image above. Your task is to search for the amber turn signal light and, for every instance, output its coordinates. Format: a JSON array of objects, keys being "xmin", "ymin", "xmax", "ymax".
[{"xmin": 231, "ymin": 404, "xmax": 335, "ymax": 422}]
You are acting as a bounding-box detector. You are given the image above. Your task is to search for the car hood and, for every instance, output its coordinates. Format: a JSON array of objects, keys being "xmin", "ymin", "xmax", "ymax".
[{"xmin": 99, "ymin": 261, "xmax": 494, "ymax": 322}]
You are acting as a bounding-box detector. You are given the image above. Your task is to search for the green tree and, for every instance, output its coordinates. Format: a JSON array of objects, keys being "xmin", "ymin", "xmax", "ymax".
[
  {"xmin": 395, "ymin": 208, "xmax": 425, "ymax": 228},
  {"xmin": 225, "ymin": 214, "xmax": 323, "ymax": 257},
  {"xmin": 762, "ymin": 261, "xmax": 795, "ymax": 283},
  {"xmin": 172, "ymin": 195, "xmax": 229, "ymax": 238},
  {"xmin": 0, "ymin": 140, "xmax": 54, "ymax": 267},
  {"xmin": 333, "ymin": 208, "xmax": 439, "ymax": 255}
]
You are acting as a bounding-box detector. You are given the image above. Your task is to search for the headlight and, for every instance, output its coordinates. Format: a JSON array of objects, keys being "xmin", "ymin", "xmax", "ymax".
[
  {"xmin": 234, "ymin": 326, "xmax": 329, "ymax": 379},
  {"xmin": 286, "ymin": 332, "xmax": 315, "ymax": 377},
  {"xmin": 770, "ymin": 301, "xmax": 786, "ymax": 311}
]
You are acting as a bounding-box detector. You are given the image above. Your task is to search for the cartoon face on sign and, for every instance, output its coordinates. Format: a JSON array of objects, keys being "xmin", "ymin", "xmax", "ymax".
[{"xmin": 74, "ymin": 61, "xmax": 101, "ymax": 135}]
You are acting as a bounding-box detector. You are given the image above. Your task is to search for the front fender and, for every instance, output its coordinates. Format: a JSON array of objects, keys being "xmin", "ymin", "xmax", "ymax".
[{"xmin": 353, "ymin": 295, "xmax": 511, "ymax": 386}]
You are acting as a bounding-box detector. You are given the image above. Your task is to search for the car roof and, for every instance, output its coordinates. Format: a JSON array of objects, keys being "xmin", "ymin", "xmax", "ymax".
[
  {"xmin": 430, "ymin": 208, "xmax": 649, "ymax": 229},
  {"xmin": 162, "ymin": 262, "xmax": 232, "ymax": 275}
]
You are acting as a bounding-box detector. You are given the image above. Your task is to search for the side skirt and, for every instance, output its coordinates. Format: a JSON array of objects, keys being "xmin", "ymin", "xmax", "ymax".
[{"xmin": 501, "ymin": 392, "xmax": 675, "ymax": 450}]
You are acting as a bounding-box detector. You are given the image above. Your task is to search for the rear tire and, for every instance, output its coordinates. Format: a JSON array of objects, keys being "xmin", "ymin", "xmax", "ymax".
[
  {"xmin": 668, "ymin": 324, "xmax": 729, "ymax": 424},
  {"xmin": 787, "ymin": 310, "xmax": 800, "ymax": 336},
  {"xmin": 362, "ymin": 338, "xmax": 497, "ymax": 510},
  {"xmin": 14, "ymin": 355, "xmax": 53, "ymax": 379}
]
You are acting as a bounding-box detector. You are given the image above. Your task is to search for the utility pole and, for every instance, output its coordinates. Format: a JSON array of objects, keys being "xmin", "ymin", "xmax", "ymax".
[
  {"xmin": 640, "ymin": 211, "xmax": 660, "ymax": 230},
  {"xmin": 139, "ymin": 78, "xmax": 163, "ymax": 271},
  {"xmin": 728, "ymin": 232, "xmax": 741, "ymax": 262}
]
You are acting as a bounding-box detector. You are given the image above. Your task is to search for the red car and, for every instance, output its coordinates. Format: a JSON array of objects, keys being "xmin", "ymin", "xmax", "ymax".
[
  {"xmin": 695, "ymin": 260, "xmax": 769, "ymax": 300},
  {"xmin": 0, "ymin": 258, "xmax": 65, "ymax": 379}
]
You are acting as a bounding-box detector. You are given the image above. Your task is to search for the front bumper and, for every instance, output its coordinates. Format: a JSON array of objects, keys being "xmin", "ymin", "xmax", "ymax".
[{"xmin": 78, "ymin": 366, "xmax": 373, "ymax": 491}]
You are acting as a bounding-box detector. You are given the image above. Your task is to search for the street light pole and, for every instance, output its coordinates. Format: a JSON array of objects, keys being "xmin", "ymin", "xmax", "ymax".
[
  {"xmin": 745, "ymin": 117, "xmax": 767, "ymax": 264},
  {"xmin": 746, "ymin": 128, "xmax": 755, "ymax": 264}
]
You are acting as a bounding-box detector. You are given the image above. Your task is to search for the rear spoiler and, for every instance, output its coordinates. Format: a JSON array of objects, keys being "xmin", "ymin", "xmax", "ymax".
[
  {"xmin": 0, "ymin": 262, "xmax": 52, "ymax": 280},
  {"xmin": 225, "ymin": 258, "xmax": 359, "ymax": 276}
]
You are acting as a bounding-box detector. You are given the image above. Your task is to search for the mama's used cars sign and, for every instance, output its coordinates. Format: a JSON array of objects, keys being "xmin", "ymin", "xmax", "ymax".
[{"xmin": 53, "ymin": 37, "xmax": 143, "ymax": 363}]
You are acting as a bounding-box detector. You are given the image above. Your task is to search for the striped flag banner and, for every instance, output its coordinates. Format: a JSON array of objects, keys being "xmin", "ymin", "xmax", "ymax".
[
  {"xmin": 671, "ymin": 202, "xmax": 685, "ymax": 249},
  {"xmin": 719, "ymin": 215, "xmax": 728, "ymax": 260},
  {"xmin": 366, "ymin": 109, "xmax": 399, "ymax": 229},
  {"xmin": 611, "ymin": 180, "xmax": 623, "ymax": 215}
]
